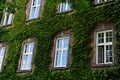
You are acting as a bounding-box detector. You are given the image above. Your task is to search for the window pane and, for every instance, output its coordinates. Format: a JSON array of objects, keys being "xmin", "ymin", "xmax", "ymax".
[
  {"xmin": 37, "ymin": 0, "xmax": 41, "ymax": 5},
  {"xmin": 98, "ymin": 33, "xmax": 104, "ymax": 43},
  {"xmin": 67, "ymin": 3, "xmax": 71, "ymax": 11},
  {"xmin": 24, "ymin": 44, "xmax": 29, "ymax": 53},
  {"xmin": 0, "ymin": 48, "xmax": 5, "ymax": 71},
  {"xmin": 3, "ymin": 12, "xmax": 7, "ymax": 26},
  {"xmin": 29, "ymin": 7, "xmax": 36, "ymax": 19},
  {"xmin": 98, "ymin": 45, "xmax": 104, "ymax": 63},
  {"xmin": 27, "ymin": 54, "xmax": 32, "ymax": 69},
  {"xmin": 0, "ymin": 48, "xmax": 5, "ymax": 56},
  {"xmin": 57, "ymin": 39, "xmax": 62, "ymax": 49},
  {"xmin": 106, "ymin": 31, "xmax": 112, "ymax": 42},
  {"xmin": 64, "ymin": 38, "xmax": 69, "ymax": 48},
  {"xmin": 35, "ymin": 6, "xmax": 40, "ymax": 18},
  {"xmin": 29, "ymin": 43, "xmax": 34, "ymax": 53},
  {"xmin": 7, "ymin": 13, "xmax": 13, "ymax": 25},
  {"xmin": 21, "ymin": 55, "xmax": 28, "ymax": 70},
  {"xmin": 32, "ymin": 0, "xmax": 37, "ymax": 6},
  {"xmin": 55, "ymin": 50, "xmax": 62, "ymax": 66},
  {"xmin": 61, "ymin": 3, "xmax": 66, "ymax": 12},
  {"xmin": 62, "ymin": 50, "xmax": 68, "ymax": 66},
  {"xmin": 106, "ymin": 45, "xmax": 112, "ymax": 62}
]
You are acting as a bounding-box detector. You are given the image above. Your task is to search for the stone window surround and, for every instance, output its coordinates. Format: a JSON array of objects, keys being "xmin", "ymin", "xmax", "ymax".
[
  {"xmin": 17, "ymin": 37, "xmax": 36, "ymax": 73},
  {"xmin": 26, "ymin": 0, "xmax": 44, "ymax": 21},
  {"xmin": 90, "ymin": 22, "xmax": 116, "ymax": 68},
  {"xmin": 49, "ymin": 30, "xmax": 72, "ymax": 70}
]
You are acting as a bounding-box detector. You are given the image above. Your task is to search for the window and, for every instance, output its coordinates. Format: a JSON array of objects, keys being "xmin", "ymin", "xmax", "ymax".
[
  {"xmin": 20, "ymin": 42, "xmax": 35, "ymax": 71},
  {"xmin": 28, "ymin": 0, "xmax": 42, "ymax": 20},
  {"xmin": 90, "ymin": 22, "xmax": 115, "ymax": 68},
  {"xmin": 17, "ymin": 38, "xmax": 36, "ymax": 72},
  {"xmin": 49, "ymin": 30, "xmax": 71, "ymax": 69},
  {"xmin": 95, "ymin": 0, "xmax": 114, "ymax": 4},
  {"xmin": 0, "ymin": 47, "xmax": 6, "ymax": 72},
  {"xmin": 54, "ymin": 37, "xmax": 69, "ymax": 67},
  {"xmin": 1, "ymin": 10, "xmax": 13, "ymax": 27},
  {"xmin": 57, "ymin": 0, "xmax": 72, "ymax": 13},
  {"xmin": 0, "ymin": 43, "xmax": 7, "ymax": 72},
  {"xmin": 96, "ymin": 30, "xmax": 113, "ymax": 64}
]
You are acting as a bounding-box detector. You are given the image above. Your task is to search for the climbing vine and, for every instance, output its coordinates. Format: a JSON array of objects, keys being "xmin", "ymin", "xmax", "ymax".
[{"xmin": 0, "ymin": 0, "xmax": 120, "ymax": 80}]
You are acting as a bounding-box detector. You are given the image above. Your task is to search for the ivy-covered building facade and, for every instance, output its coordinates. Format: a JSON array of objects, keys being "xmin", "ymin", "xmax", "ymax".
[{"xmin": 0, "ymin": 0, "xmax": 120, "ymax": 80}]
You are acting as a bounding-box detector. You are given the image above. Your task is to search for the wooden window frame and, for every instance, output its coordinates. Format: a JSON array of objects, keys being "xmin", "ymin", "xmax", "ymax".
[
  {"xmin": 50, "ymin": 30, "xmax": 72, "ymax": 70},
  {"xmin": 0, "ymin": 43, "xmax": 7, "ymax": 73},
  {"xmin": 26, "ymin": 0, "xmax": 44, "ymax": 21},
  {"xmin": 17, "ymin": 38, "xmax": 36, "ymax": 73}
]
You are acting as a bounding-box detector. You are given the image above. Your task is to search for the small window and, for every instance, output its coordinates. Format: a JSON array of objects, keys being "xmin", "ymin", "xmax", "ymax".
[
  {"xmin": 54, "ymin": 37, "xmax": 69, "ymax": 67},
  {"xmin": 20, "ymin": 42, "xmax": 35, "ymax": 71},
  {"xmin": 96, "ymin": 30, "xmax": 113, "ymax": 64},
  {"xmin": 1, "ymin": 9, "xmax": 13, "ymax": 27},
  {"xmin": 57, "ymin": 0, "xmax": 72, "ymax": 13},
  {"xmin": 95, "ymin": 0, "xmax": 114, "ymax": 4},
  {"xmin": 0, "ymin": 43, "xmax": 7, "ymax": 72},
  {"xmin": 27, "ymin": 0, "xmax": 42, "ymax": 20},
  {"xmin": 0, "ymin": 47, "xmax": 6, "ymax": 72}
]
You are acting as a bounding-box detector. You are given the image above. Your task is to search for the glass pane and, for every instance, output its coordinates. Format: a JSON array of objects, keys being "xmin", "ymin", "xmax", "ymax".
[
  {"xmin": 55, "ymin": 50, "xmax": 62, "ymax": 66},
  {"xmin": 32, "ymin": 0, "xmax": 37, "ymax": 6},
  {"xmin": 35, "ymin": 6, "xmax": 40, "ymax": 18},
  {"xmin": 24, "ymin": 44, "xmax": 29, "ymax": 53},
  {"xmin": 98, "ymin": 45, "xmax": 104, "ymax": 63},
  {"xmin": 0, "ymin": 48, "xmax": 5, "ymax": 56},
  {"xmin": 37, "ymin": 0, "xmax": 41, "ymax": 5},
  {"xmin": 106, "ymin": 45, "xmax": 113, "ymax": 62},
  {"xmin": 106, "ymin": 31, "xmax": 112, "ymax": 42},
  {"xmin": 29, "ymin": 7, "xmax": 36, "ymax": 19},
  {"xmin": 29, "ymin": 43, "xmax": 34, "ymax": 53},
  {"xmin": 61, "ymin": 2, "xmax": 66, "ymax": 12},
  {"xmin": 21, "ymin": 55, "xmax": 28, "ymax": 69},
  {"xmin": 99, "ymin": 0, "xmax": 106, "ymax": 3},
  {"xmin": 62, "ymin": 50, "xmax": 68, "ymax": 66},
  {"xmin": 27, "ymin": 54, "xmax": 32, "ymax": 69},
  {"xmin": 67, "ymin": 3, "xmax": 71, "ymax": 11},
  {"xmin": 3, "ymin": 12, "xmax": 7, "ymax": 26},
  {"xmin": 57, "ymin": 39, "xmax": 62, "ymax": 49},
  {"xmin": 98, "ymin": 33, "xmax": 104, "ymax": 43},
  {"xmin": 64, "ymin": 38, "xmax": 69, "ymax": 48},
  {"xmin": 7, "ymin": 13, "xmax": 13, "ymax": 25}
]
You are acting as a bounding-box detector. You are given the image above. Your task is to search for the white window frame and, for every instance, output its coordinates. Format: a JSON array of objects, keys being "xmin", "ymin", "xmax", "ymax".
[
  {"xmin": 96, "ymin": 30, "xmax": 114, "ymax": 64},
  {"xmin": 59, "ymin": 0, "xmax": 71, "ymax": 13},
  {"xmin": 29, "ymin": 0, "xmax": 42, "ymax": 20},
  {"xmin": 97, "ymin": 0, "xmax": 107, "ymax": 3},
  {"xmin": 20, "ymin": 42, "xmax": 35, "ymax": 71},
  {"xmin": 1, "ymin": 11, "xmax": 13, "ymax": 26},
  {"xmin": 0, "ymin": 47, "xmax": 6, "ymax": 72},
  {"xmin": 54, "ymin": 37, "xmax": 69, "ymax": 67}
]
